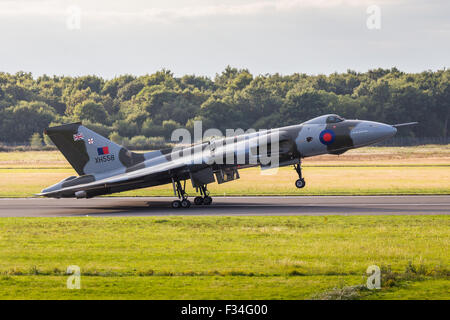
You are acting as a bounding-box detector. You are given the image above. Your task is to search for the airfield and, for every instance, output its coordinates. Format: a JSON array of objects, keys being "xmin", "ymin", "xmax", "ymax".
[
  {"xmin": 0, "ymin": 145, "xmax": 448, "ymax": 300},
  {"xmin": 0, "ymin": 195, "xmax": 449, "ymax": 216}
]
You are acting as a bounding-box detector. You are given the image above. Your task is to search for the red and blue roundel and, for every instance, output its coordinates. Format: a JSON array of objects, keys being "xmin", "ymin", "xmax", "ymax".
[{"xmin": 319, "ymin": 129, "xmax": 335, "ymax": 145}]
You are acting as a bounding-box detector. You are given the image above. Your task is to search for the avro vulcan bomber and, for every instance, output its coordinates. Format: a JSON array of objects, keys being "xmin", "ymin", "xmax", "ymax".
[{"xmin": 39, "ymin": 115, "xmax": 415, "ymax": 208}]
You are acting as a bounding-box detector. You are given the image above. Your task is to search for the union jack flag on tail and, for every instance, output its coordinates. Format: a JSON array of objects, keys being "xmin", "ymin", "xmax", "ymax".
[{"xmin": 73, "ymin": 133, "xmax": 84, "ymax": 141}]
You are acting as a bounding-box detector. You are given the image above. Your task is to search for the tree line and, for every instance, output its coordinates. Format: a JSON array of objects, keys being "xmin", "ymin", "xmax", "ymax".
[{"xmin": 0, "ymin": 67, "xmax": 448, "ymax": 148}]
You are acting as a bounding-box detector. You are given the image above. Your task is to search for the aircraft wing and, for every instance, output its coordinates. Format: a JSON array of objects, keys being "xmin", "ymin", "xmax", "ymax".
[{"xmin": 37, "ymin": 157, "xmax": 189, "ymax": 197}]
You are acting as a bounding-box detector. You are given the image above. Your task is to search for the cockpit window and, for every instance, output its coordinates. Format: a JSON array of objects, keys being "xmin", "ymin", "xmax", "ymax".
[
  {"xmin": 326, "ymin": 115, "xmax": 345, "ymax": 123},
  {"xmin": 303, "ymin": 114, "xmax": 345, "ymax": 125}
]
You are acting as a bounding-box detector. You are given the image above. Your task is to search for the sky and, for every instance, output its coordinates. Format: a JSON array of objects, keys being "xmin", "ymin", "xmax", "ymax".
[{"xmin": 0, "ymin": 0, "xmax": 448, "ymax": 78}]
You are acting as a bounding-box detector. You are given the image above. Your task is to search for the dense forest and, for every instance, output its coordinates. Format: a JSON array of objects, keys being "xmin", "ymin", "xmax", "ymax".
[{"xmin": 0, "ymin": 67, "xmax": 448, "ymax": 148}]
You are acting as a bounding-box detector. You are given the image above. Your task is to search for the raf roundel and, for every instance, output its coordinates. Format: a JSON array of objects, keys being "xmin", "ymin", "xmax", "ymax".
[{"xmin": 319, "ymin": 129, "xmax": 335, "ymax": 145}]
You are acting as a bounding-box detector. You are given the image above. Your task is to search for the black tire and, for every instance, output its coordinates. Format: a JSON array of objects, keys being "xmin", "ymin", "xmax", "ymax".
[
  {"xmin": 295, "ymin": 178, "xmax": 306, "ymax": 189},
  {"xmin": 203, "ymin": 196, "xmax": 212, "ymax": 205},
  {"xmin": 181, "ymin": 199, "xmax": 191, "ymax": 208},
  {"xmin": 194, "ymin": 196, "xmax": 204, "ymax": 205},
  {"xmin": 171, "ymin": 200, "xmax": 182, "ymax": 208}
]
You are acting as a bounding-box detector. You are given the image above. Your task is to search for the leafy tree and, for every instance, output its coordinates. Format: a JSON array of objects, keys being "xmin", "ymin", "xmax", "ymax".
[
  {"xmin": 43, "ymin": 134, "xmax": 55, "ymax": 147},
  {"xmin": 109, "ymin": 131, "xmax": 123, "ymax": 145},
  {"xmin": 81, "ymin": 120, "xmax": 112, "ymax": 138},
  {"xmin": 0, "ymin": 68, "xmax": 448, "ymax": 145},
  {"xmin": 162, "ymin": 120, "xmax": 181, "ymax": 139},
  {"xmin": 102, "ymin": 75, "xmax": 135, "ymax": 98},
  {"xmin": 75, "ymin": 75, "xmax": 103, "ymax": 93},
  {"xmin": 0, "ymin": 101, "xmax": 56, "ymax": 142},
  {"xmin": 129, "ymin": 135, "xmax": 148, "ymax": 149},
  {"xmin": 180, "ymin": 75, "xmax": 215, "ymax": 91},
  {"xmin": 141, "ymin": 119, "xmax": 164, "ymax": 137},
  {"xmin": 30, "ymin": 133, "xmax": 43, "ymax": 149},
  {"xmin": 282, "ymin": 88, "xmax": 338, "ymax": 125},
  {"xmin": 434, "ymin": 71, "xmax": 450, "ymax": 139},
  {"xmin": 117, "ymin": 80, "xmax": 144, "ymax": 100},
  {"xmin": 113, "ymin": 119, "xmax": 139, "ymax": 138},
  {"xmin": 73, "ymin": 100, "xmax": 108, "ymax": 124}
]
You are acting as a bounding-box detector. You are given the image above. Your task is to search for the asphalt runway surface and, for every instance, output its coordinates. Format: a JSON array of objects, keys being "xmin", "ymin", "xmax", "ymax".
[{"xmin": 0, "ymin": 195, "xmax": 448, "ymax": 217}]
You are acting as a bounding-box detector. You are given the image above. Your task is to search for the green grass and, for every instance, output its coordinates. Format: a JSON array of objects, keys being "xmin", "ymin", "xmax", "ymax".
[
  {"xmin": 363, "ymin": 279, "xmax": 449, "ymax": 300},
  {"xmin": 0, "ymin": 165, "xmax": 448, "ymax": 197},
  {"xmin": 0, "ymin": 275, "xmax": 364, "ymax": 300},
  {"xmin": 0, "ymin": 216, "xmax": 448, "ymax": 299},
  {"xmin": 0, "ymin": 146, "xmax": 448, "ymax": 197}
]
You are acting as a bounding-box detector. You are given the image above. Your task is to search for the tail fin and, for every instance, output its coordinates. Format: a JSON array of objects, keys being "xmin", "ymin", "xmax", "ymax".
[{"xmin": 45, "ymin": 122, "xmax": 145, "ymax": 176}]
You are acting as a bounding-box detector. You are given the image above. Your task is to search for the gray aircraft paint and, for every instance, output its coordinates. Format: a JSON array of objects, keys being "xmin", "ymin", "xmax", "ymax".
[
  {"xmin": 350, "ymin": 121, "xmax": 397, "ymax": 148},
  {"xmin": 40, "ymin": 114, "xmax": 397, "ymax": 198},
  {"xmin": 296, "ymin": 124, "xmax": 327, "ymax": 157}
]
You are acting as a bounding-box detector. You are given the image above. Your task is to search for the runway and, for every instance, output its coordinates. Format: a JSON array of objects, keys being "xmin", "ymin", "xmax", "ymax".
[{"xmin": 0, "ymin": 195, "xmax": 448, "ymax": 217}]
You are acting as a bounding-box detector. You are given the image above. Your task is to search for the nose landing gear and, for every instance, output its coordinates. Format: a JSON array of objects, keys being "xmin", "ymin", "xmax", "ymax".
[
  {"xmin": 295, "ymin": 178, "xmax": 306, "ymax": 188},
  {"xmin": 294, "ymin": 162, "xmax": 306, "ymax": 189}
]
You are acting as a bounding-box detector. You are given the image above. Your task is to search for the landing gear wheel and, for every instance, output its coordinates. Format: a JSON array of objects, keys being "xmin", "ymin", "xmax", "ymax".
[
  {"xmin": 171, "ymin": 200, "xmax": 182, "ymax": 208},
  {"xmin": 194, "ymin": 196, "xmax": 204, "ymax": 205},
  {"xmin": 181, "ymin": 199, "xmax": 191, "ymax": 208},
  {"xmin": 295, "ymin": 178, "xmax": 306, "ymax": 189},
  {"xmin": 203, "ymin": 196, "xmax": 212, "ymax": 205},
  {"xmin": 294, "ymin": 162, "xmax": 305, "ymax": 189}
]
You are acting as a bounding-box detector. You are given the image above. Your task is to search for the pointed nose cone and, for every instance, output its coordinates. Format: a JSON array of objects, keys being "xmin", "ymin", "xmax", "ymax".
[
  {"xmin": 380, "ymin": 123, "xmax": 397, "ymax": 139},
  {"xmin": 351, "ymin": 121, "xmax": 397, "ymax": 147}
]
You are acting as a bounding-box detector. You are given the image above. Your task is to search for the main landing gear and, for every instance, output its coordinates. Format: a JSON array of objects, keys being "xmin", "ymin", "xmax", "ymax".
[
  {"xmin": 193, "ymin": 185, "xmax": 212, "ymax": 206},
  {"xmin": 171, "ymin": 179, "xmax": 212, "ymax": 209},
  {"xmin": 294, "ymin": 162, "xmax": 306, "ymax": 189},
  {"xmin": 171, "ymin": 179, "xmax": 191, "ymax": 209}
]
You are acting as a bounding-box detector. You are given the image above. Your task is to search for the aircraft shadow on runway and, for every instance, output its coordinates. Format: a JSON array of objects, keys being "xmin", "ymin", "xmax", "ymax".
[{"xmin": 70, "ymin": 200, "xmax": 443, "ymax": 216}]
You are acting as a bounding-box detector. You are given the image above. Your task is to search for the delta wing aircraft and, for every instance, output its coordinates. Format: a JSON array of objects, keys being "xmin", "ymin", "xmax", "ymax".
[{"xmin": 39, "ymin": 115, "xmax": 415, "ymax": 208}]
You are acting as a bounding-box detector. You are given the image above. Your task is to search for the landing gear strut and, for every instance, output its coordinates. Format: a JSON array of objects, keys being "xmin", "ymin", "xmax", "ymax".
[
  {"xmin": 294, "ymin": 162, "xmax": 306, "ymax": 189},
  {"xmin": 171, "ymin": 179, "xmax": 191, "ymax": 209},
  {"xmin": 194, "ymin": 185, "xmax": 213, "ymax": 206}
]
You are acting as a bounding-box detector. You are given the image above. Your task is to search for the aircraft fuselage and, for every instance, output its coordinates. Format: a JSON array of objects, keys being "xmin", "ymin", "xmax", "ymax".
[{"xmin": 39, "ymin": 114, "xmax": 397, "ymax": 201}]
